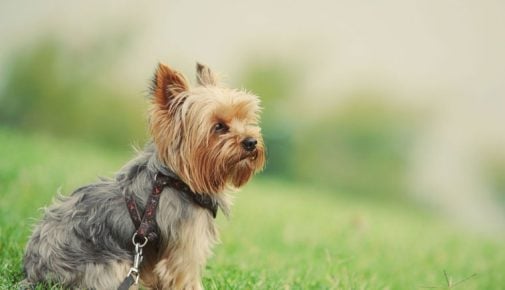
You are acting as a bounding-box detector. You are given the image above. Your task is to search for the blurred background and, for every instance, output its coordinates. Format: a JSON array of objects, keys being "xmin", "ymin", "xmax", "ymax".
[{"xmin": 1, "ymin": 0, "xmax": 504, "ymax": 235}]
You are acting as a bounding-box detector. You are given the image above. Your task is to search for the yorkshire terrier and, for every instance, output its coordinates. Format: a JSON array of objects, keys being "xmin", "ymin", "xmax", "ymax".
[{"xmin": 22, "ymin": 63, "xmax": 265, "ymax": 289}]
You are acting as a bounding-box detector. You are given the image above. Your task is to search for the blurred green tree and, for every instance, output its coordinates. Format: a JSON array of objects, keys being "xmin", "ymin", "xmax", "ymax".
[
  {"xmin": 238, "ymin": 56, "xmax": 416, "ymax": 201},
  {"xmin": 295, "ymin": 93, "xmax": 416, "ymax": 201},
  {"xmin": 0, "ymin": 36, "xmax": 147, "ymax": 148}
]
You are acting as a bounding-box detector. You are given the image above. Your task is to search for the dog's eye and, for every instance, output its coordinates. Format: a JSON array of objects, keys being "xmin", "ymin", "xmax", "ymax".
[{"xmin": 214, "ymin": 122, "xmax": 228, "ymax": 133}]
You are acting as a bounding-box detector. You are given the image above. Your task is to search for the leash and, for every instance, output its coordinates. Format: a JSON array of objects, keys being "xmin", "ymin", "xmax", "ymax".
[
  {"xmin": 118, "ymin": 234, "xmax": 148, "ymax": 290},
  {"xmin": 118, "ymin": 172, "xmax": 218, "ymax": 289}
]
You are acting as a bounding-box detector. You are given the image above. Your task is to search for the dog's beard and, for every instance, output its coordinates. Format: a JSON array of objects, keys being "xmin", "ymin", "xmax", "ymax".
[
  {"xmin": 227, "ymin": 146, "xmax": 265, "ymax": 189},
  {"xmin": 228, "ymin": 157, "xmax": 257, "ymax": 188},
  {"xmin": 181, "ymin": 142, "xmax": 265, "ymax": 194}
]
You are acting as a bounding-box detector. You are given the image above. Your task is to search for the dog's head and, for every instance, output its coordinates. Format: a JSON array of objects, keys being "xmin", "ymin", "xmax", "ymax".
[{"xmin": 150, "ymin": 63, "xmax": 265, "ymax": 194}]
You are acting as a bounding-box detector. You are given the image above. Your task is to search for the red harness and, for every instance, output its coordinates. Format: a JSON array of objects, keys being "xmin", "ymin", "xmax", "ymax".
[{"xmin": 124, "ymin": 172, "xmax": 218, "ymax": 242}]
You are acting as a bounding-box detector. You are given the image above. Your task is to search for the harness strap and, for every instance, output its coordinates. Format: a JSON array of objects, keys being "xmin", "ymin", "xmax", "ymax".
[
  {"xmin": 125, "ymin": 173, "xmax": 218, "ymax": 237},
  {"xmin": 120, "ymin": 172, "xmax": 218, "ymax": 289},
  {"xmin": 125, "ymin": 173, "xmax": 169, "ymax": 242},
  {"xmin": 125, "ymin": 194, "xmax": 141, "ymax": 228}
]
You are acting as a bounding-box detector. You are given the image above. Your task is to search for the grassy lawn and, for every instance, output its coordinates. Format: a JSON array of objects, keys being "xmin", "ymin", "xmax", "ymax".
[{"xmin": 1, "ymin": 127, "xmax": 504, "ymax": 289}]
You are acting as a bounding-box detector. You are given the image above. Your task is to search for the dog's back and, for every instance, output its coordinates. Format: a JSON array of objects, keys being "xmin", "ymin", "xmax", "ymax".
[{"xmin": 23, "ymin": 180, "xmax": 133, "ymax": 288}]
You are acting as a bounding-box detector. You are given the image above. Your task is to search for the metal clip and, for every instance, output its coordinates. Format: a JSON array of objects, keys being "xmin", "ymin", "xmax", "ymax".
[
  {"xmin": 133, "ymin": 243, "xmax": 143, "ymax": 269},
  {"xmin": 125, "ymin": 233, "xmax": 148, "ymax": 285}
]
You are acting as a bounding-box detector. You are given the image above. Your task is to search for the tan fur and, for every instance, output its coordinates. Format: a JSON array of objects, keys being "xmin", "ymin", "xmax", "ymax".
[
  {"xmin": 148, "ymin": 209, "xmax": 215, "ymax": 290},
  {"xmin": 82, "ymin": 261, "xmax": 132, "ymax": 289},
  {"xmin": 150, "ymin": 63, "xmax": 265, "ymax": 194},
  {"xmin": 137, "ymin": 190, "xmax": 220, "ymax": 290},
  {"xmin": 145, "ymin": 63, "xmax": 264, "ymax": 289}
]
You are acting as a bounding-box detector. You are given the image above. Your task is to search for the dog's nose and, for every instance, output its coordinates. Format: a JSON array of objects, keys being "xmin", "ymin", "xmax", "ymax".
[{"xmin": 241, "ymin": 137, "xmax": 257, "ymax": 152}]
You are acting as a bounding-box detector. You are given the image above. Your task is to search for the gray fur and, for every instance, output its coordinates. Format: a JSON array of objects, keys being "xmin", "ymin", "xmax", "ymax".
[{"xmin": 22, "ymin": 143, "xmax": 227, "ymax": 289}]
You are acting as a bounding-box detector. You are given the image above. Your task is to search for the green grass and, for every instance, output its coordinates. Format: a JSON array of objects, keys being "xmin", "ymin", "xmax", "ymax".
[{"xmin": 1, "ymin": 127, "xmax": 504, "ymax": 289}]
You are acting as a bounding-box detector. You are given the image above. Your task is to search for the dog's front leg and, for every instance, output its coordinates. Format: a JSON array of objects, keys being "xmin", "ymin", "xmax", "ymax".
[
  {"xmin": 154, "ymin": 211, "xmax": 216, "ymax": 290},
  {"xmin": 153, "ymin": 245, "xmax": 204, "ymax": 290}
]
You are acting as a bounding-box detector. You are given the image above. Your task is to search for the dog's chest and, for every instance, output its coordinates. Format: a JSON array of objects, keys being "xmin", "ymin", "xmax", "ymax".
[
  {"xmin": 139, "ymin": 194, "xmax": 218, "ymax": 287},
  {"xmin": 155, "ymin": 189, "xmax": 218, "ymax": 247}
]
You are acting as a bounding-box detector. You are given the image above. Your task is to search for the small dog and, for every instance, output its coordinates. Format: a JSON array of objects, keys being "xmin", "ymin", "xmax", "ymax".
[{"xmin": 22, "ymin": 63, "xmax": 265, "ymax": 289}]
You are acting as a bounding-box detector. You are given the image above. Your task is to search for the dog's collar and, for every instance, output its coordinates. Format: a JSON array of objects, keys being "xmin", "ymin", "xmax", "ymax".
[
  {"xmin": 125, "ymin": 173, "xmax": 218, "ymax": 242},
  {"xmin": 157, "ymin": 173, "xmax": 219, "ymax": 218}
]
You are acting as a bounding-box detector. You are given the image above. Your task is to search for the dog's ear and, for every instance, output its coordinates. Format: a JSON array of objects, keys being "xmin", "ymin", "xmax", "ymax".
[
  {"xmin": 151, "ymin": 63, "xmax": 189, "ymax": 107},
  {"xmin": 196, "ymin": 62, "xmax": 217, "ymax": 86}
]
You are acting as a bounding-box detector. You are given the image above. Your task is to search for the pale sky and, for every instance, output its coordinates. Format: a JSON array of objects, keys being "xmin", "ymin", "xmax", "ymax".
[{"xmin": 2, "ymin": 0, "xmax": 504, "ymax": 102}]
